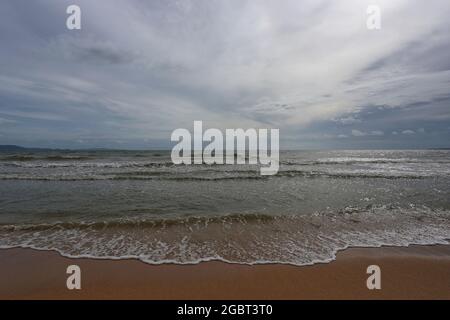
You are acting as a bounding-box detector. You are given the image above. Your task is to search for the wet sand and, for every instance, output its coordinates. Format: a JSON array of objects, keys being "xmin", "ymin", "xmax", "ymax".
[{"xmin": 0, "ymin": 244, "xmax": 449, "ymax": 300}]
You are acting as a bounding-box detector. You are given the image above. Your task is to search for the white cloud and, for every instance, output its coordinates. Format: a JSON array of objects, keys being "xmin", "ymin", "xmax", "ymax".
[
  {"xmin": 352, "ymin": 129, "xmax": 384, "ymax": 137},
  {"xmin": 335, "ymin": 116, "xmax": 361, "ymax": 125},
  {"xmin": 351, "ymin": 129, "xmax": 366, "ymax": 137},
  {"xmin": 402, "ymin": 130, "xmax": 415, "ymax": 135}
]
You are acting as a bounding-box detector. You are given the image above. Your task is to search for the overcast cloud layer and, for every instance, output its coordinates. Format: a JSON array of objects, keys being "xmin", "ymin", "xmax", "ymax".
[{"xmin": 0, "ymin": 0, "xmax": 449, "ymax": 149}]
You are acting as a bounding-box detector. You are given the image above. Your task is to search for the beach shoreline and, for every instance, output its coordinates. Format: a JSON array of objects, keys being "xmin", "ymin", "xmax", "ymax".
[{"xmin": 0, "ymin": 244, "xmax": 449, "ymax": 300}]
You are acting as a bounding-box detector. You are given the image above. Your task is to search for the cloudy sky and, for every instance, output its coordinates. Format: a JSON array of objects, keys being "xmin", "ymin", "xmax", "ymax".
[{"xmin": 0, "ymin": 0, "xmax": 449, "ymax": 149}]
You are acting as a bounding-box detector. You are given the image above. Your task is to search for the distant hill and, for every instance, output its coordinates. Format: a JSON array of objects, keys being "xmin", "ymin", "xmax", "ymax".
[
  {"xmin": 0, "ymin": 145, "xmax": 28, "ymax": 152},
  {"xmin": 0, "ymin": 145, "xmax": 57, "ymax": 152}
]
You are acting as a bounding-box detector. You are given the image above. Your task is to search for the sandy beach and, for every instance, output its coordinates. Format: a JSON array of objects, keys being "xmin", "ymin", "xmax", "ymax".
[
  {"xmin": 2, "ymin": 0, "xmax": 450, "ymax": 305},
  {"xmin": 0, "ymin": 244, "xmax": 449, "ymax": 300}
]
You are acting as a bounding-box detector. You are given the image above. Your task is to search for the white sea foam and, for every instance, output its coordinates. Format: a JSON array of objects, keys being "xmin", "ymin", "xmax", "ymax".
[{"xmin": 1, "ymin": 206, "xmax": 449, "ymax": 266}]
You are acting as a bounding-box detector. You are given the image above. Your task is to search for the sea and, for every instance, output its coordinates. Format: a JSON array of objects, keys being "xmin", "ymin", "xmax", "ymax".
[{"xmin": 0, "ymin": 149, "xmax": 449, "ymax": 265}]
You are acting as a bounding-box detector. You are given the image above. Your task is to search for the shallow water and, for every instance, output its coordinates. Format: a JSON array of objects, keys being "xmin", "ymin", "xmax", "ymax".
[{"xmin": 0, "ymin": 150, "xmax": 449, "ymax": 265}]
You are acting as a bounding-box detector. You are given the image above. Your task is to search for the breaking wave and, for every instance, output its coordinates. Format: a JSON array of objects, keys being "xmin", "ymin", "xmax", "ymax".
[{"xmin": 0, "ymin": 205, "xmax": 449, "ymax": 266}]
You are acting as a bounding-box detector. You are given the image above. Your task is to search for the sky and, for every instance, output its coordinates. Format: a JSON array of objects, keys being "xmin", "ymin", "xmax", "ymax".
[{"xmin": 0, "ymin": 0, "xmax": 449, "ymax": 149}]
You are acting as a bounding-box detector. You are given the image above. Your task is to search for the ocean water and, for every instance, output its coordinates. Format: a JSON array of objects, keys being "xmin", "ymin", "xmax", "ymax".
[{"xmin": 0, "ymin": 149, "xmax": 449, "ymax": 265}]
